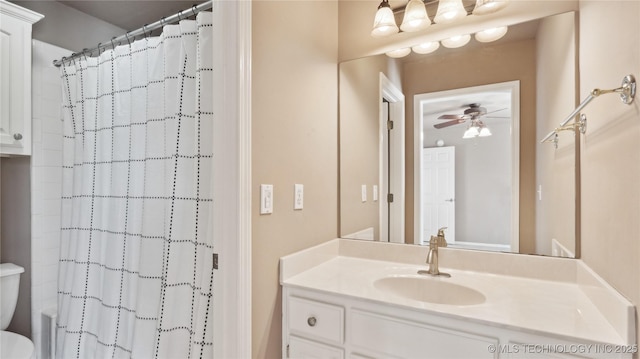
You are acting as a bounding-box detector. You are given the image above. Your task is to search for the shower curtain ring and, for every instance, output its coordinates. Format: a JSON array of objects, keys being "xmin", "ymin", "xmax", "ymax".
[
  {"xmin": 191, "ymin": 5, "xmax": 198, "ymax": 17},
  {"xmin": 82, "ymin": 49, "xmax": 89, "ymax": 61},
  {"xmin": 61, "ymin": 56, "xmax": 67, "ymax": 66},
  {"xmin": 110, "ymin": 37, "xmax": 117, "ymax": 49},
  {"xmin": 160, "ymin": 17, "xmax": 166, "ymax": 26},
  {"xmin": 177, "ymin": 10, "xmax": 183, "ymax": 21},
  {"xmin": 125, "ymin": 32, "xmax": 131, "ymax": 46},
  {"xmin": 97, "ymin": 43, "xmax": 103, "ymax": 56},
  {"xmin": 142, "ymin": 24, "xmax": 149, "ymax": 38}
]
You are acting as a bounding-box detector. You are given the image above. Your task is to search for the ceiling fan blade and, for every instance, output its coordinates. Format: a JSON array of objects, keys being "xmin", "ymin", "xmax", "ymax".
[
  {"xmin": 434, "ymin": 119, "xmax": 465, "ymax": 129},
  {"xmin": 484, "ymin": 108, "xmax": 508, "ymax": 116},
  {"xmin": 437, "ymin": 114, "xmax": 465, "ymax": 120}
]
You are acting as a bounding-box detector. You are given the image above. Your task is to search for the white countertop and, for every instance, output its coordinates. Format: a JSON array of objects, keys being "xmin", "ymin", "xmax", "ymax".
[{"xmin": 280, "ymin": 239, "xmax": 636, "ymax": 346}]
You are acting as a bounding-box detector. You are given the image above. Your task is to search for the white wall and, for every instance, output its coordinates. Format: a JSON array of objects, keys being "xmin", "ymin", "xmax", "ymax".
[{"xmin": 30, "ymin": 39, "xmax": 68, "ymax": 358}]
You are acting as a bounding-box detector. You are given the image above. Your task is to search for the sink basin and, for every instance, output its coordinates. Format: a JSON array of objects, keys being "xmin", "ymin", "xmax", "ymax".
[{"xmin": 373, "ymin": 276, "xmax": 486, "ymax": 306}]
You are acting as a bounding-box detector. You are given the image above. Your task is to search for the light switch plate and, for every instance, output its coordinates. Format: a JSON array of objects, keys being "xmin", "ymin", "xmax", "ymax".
[
  {"xmin": 294, "ymin": 184, "xmax": 303, "ymax": 210},
  {"xmin": 361, "ymin": 184, "xmax": 367, "ymax": 202},
  {"xmin": 373, "ymin": 185, "xmax": 378, "ymax": 202},
  {"xmin": 260, "ymin": 184, "xmax": 273, "ymax": 214}
]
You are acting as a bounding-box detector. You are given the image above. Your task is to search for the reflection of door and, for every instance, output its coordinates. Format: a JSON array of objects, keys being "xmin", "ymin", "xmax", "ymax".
[
  {"xmin": 422, "ymin": 146, "xmax": 455, "ymax": 245},
  {"xmin": 380, "ymin": 74, "xmax": 404, "ymax": 244}
]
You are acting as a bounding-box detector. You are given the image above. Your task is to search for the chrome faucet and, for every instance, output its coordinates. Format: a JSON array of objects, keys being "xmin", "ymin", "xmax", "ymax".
[{"xmin": 419, "ymin": 227, "xmax": 450, "ymax": 278}]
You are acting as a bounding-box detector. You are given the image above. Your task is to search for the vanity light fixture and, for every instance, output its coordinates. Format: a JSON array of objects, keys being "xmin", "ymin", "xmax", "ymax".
[
  {"xmin": 412, "ymin": 41, "xmax": 440, "ymax": 54},
  {"xmin": 433, "ymin": 0, "xmax": 466, "ymax": 24},
  {"xmin": 441, "ymin": 34, "xmax": 470, "ymax": 48},
  {"xmin": 475, "ymin": 26, "xmax": 508, "ymax": 42},
  {"xmin": 400, "ymin": 0, "xmax": 431, "ymax": 32},
  {"xmin": 385, "ymin": 47, "xmax": 412, "ymax": 58},
  {"xmin": 472, "ymin": 0, "xmax": 510, "ymax": 15},
  {"xmin": 371, "ymin": 0, "xmax": 399, "ymax": 37}
]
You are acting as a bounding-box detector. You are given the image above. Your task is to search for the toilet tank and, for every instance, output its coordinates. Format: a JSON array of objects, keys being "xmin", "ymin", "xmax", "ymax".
[{"xmin": 0, "ymin": 263, "xmax": 24, "ymax": 330}]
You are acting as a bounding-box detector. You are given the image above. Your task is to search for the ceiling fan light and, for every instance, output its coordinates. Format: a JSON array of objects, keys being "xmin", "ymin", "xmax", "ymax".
[
  {"xmin": 386, "ymin": 48, "xmax": 411, "ymax": 58},
  {"xmin": 463, "ymin": 125, "xmax": 480, "ymax": 139},
  {"xmin": 475, "ymin": 26, "xmax": 508, "ymax": 42},
  {"xmin": 400, "ymin": 0, "xmax": 431, "ymax": 32},
  {"xmin": 479, "ymin": 126, "xmax": 492, "ymax": 137},
  {"xmin": 371, "ymin": 0, "xmax": 399, "ymax": 37},
  {"xmin": 473, "ymin": 0, "xmax": 510, "ymax": 15},
  {"xmin": 441, "ymin": 34, "xmax": 471, "ymax": 48},
  {"xmin": 434, "ymin": 0, "xmax": 466, "ymax": 24},
  {"xmin": 412, "ymin": 41, "xmax": 440, "ymax": 54}
]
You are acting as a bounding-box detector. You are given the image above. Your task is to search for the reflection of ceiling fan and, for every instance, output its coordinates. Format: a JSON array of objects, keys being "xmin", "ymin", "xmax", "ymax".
[{"xmin": 434, "ymin": 103, "xmax": 507, "ymax": 129}]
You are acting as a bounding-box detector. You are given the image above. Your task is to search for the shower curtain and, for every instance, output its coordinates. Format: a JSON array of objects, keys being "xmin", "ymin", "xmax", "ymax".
[{"xmin": 57, "ymin": 12, "xmax": 214, "ymax": 359}]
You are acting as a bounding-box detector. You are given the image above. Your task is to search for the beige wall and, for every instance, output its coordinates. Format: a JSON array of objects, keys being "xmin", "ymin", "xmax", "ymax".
[
  {"xmin": 535, "ymin": 12, "xmax": 578, "ymax": 256},
  {"xmin": 402, "ymin": 39, "xmax": 537, "ymax": 251},
  {"xmin": 339, "ymin": 55, "xmax": 402, "ymax": 240},
  {"xmin": 251, "ymin": 1, "xmax": 339, "ymax": 358},
  {"xmin": 578, "ymin": 0, "xmax": 640, "ymax": 348}
]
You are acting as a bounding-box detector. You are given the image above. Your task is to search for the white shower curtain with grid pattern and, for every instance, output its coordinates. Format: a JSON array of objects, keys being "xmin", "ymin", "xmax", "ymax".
[{"xmin": 57, "ymin": 13, "xmax": 214, "ymax": 359}]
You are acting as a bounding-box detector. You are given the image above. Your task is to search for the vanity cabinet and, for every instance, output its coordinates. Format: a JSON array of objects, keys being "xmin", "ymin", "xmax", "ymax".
[
  {"xmin": 0, "ymin": 1, "xmax": 43, "ymax": 156},
  {"xmin": 283, "ymin": 286, "xmax": 631, "ymax": 359}
]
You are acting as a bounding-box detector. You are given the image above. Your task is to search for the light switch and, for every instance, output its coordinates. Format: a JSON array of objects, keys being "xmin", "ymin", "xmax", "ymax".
[
  {"xmin": 260, "ymin": 184, "xmax": 273, "ymax": 214},
  {"xmin": 373, "ymin": 185, "xmax": 378, "ymax": 202},
  {"xmin": 294, "ymin": 184, "xmax": 303, "ymax": 210},
  {"xmin": 361, "ymin": 184, "xmax": 367, "ymax": 202}
]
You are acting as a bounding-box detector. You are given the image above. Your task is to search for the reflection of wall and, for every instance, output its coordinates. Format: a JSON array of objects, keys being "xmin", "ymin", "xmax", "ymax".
[
  {"xmin": 340, "ymin": 56, "xmax": 402, "ymax": 240},
  {"xmin": 535, "ymin": 12, "xmax": 577, "ymax": 256},
  {"xmin": 251, "ymin": 1, "xmax": 338, "ymax": 358},
  {"xmin": 578, "ymin": 0, "xmax": 640, "ymax": 349},
  {"xmin": 425, "ymin": 121, "xmax": 512, "ymax": 245},
  {"xmin": 403, "ymin": 39, "xmax": 537, "ymax": 252}
]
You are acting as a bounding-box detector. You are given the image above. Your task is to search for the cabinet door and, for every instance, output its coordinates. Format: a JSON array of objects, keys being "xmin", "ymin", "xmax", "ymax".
[
  {"xmin": 289, "ymin": 336, "xmax": 344, "ymax": 359},
  {"xmin": 0, "ymin": 13, "xmax": 31, "ymax": 155}
]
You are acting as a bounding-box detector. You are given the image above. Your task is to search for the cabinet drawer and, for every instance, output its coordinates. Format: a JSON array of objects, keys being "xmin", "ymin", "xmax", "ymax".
[{"xmin": 289, "ymin": 296, "xmax": 344, "ymax": 344}]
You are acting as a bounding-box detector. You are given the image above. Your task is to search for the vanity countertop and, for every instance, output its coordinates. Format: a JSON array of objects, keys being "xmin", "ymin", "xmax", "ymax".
[{"xmin": 280, "ymin": 239, "xmax": 636, "ymax": 347}]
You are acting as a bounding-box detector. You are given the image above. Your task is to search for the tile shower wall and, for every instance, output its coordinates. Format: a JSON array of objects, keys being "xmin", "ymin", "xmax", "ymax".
[{"xmin": 31, "ymin": 40, "xmax": 68, "ymax": 358}]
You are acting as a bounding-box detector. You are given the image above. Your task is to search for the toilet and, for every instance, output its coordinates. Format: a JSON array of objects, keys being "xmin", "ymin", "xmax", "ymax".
[{"xmin": 1, "ymin": 263, "xmax": 35, "ymax": 359}]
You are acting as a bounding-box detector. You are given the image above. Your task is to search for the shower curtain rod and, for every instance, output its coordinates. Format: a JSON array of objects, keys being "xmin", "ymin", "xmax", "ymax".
[{"xmin": 53, "ymin": 0, "xmax": 213, "ymax": 67}]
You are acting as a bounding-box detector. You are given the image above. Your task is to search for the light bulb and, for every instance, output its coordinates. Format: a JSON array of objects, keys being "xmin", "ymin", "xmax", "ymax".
[
  {"xmin": 412, "ymin": 41, "xmax": 440, "ymax": 54},
  {"xmin": 473, "ymin": 0, "xmax": 510, "ymax": 15},
  {"xmin": 479, "ymin": 126, "xmax": 492, "ymax": 137},
  {"xmin": 434, "ymin": 0, "xmax": 466, "ymax": 24},
  {"xmin": 400, "ymin": 0, "xmax": 431, "ymax": 32},
  {"xmin": 371, "ymin": 1, "xmax": 399, "ymax": 37},
  {"xmin": 475, "ymin": 26, "xmax": 508, "ymax": 42},
  {"xmin": 463, "ymin": 126, "xmax": 480, "ymax": 138},
  {"xmin": 385, "ymin": 48, "xmax": 411, "ymax": 58},
  {"xmin": 441, "ymin": 34, "xmax": 471, "ymax": 48}
]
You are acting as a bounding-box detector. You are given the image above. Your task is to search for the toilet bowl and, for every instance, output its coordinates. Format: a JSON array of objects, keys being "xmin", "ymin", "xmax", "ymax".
[
  {"xmin": 0, "ymin": 330, "xmax": 35, "ymax": 359},
  {"xmin": 0, "ymin": 263, "xmax": 35, "ymax": 359}
]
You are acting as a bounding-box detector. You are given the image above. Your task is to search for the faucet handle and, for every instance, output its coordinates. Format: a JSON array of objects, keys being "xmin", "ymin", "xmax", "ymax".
[{"xmin": 437, "ymin": 227, "xmax": 448, "ymax": 237}]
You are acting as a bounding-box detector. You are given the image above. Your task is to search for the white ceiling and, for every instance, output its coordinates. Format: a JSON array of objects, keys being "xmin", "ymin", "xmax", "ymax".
[{"xmin": 59, "ymin": 0, "xmax": 206, "ymax": 31}]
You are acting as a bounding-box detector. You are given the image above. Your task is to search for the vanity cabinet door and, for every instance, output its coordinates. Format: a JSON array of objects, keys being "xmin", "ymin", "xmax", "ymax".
[
  {"xmin": 289, "ymin": 336, "xmax": 344, "ymax": 359},
  {"xmin": 0, "ymin": 2, "xmax": 42, "ymax": 156}
]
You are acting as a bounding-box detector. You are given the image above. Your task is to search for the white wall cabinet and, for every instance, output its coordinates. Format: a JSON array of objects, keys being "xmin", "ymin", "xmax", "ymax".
[
  {"xmin": 0, "ymin": 1, "xmax": 43, "ymax": 156},
  {"xmin": 283, "ymin": 286, "xmax": 632, "ymax": 359}
]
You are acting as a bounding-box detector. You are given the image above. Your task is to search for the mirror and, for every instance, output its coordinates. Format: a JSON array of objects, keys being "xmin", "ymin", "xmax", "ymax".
[{"xmin": 339, "ymin": 11, "xmax": 579, "ymax": 257}]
